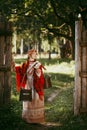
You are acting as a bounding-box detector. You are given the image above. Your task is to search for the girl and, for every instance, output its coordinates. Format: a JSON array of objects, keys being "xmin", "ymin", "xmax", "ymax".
[{"xmin": 14, "ymin": 49, "xmax": 45, "ymax": 123}]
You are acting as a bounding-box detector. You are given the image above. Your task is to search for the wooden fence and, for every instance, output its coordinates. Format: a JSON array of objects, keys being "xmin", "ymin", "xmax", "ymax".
[
  {"xmin": 0, "ymin": 16, "xmax": 13, "ymax": 106},
  {"xmin": 74, "ymin": 19, "xmax": 87, "ymax": 115}
]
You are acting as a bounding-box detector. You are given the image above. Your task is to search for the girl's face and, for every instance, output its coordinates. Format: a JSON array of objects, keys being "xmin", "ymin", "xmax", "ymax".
[{"xmin": 30, "ymin": 52, "xmax": 37, "ymax": 60}]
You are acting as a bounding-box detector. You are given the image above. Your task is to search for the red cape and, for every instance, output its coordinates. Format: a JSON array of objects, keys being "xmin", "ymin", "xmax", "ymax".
[{"xmin": 15, "ymin": 61, "xmax": 45, "ymax": 96}]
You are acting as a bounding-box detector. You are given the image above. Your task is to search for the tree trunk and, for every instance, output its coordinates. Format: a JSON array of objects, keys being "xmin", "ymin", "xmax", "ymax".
[
  {"xmin": 12, "ymin": 30, "xmax": 17, "ymax": 54},
  {"xmin": 48, "ymin": 40, "xmax": 51, "ymax": 60},
  {"xmin": 71, "ymin": 38, "xmax": 75, "ymax": 60},
  {"xmin": 20, "ymin": 38, "xmax": 23, "ymax": 55},
  {"xmin": 70, "ymin": 23, "xmax": 75, "ymax": 60}
]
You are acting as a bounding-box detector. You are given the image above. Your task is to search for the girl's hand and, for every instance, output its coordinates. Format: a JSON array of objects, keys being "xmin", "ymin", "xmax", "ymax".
[
  {"xmin": 34, "ymin": 61, "xmax": 41, "ymax": 69},
  {"xmin": 35, "ymin": 68, "xmax": 41, "ymax": 77},
  {"xmin": 36, "ymin": 68, "xmax": 41, "ymax": 74}
]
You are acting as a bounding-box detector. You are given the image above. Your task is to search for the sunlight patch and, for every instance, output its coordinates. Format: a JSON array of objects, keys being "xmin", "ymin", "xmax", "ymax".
[{"xmin": 41, "ymin": 121, "xmax": 62, "ymax": 127}]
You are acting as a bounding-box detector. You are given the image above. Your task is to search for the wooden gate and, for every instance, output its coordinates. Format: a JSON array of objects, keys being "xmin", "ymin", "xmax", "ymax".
[
  {"xmin": 74, "ymin": 19, "xmax": 87, "ymax": 115},
  {"xmin": 0, "ymin": 16, "xmax": 13, "ymax": 106}
]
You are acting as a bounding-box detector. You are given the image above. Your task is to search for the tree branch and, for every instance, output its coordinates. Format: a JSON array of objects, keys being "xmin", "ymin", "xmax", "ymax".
[{"xmin": 50, "ymin": 0, "xmax": 70, "ymax": 25}]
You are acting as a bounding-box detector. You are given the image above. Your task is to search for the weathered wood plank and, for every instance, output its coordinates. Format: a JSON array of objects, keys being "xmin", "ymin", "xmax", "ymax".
[{"xmin": 74, "ymin": 20, "xmax": 82, "ymax": 115}]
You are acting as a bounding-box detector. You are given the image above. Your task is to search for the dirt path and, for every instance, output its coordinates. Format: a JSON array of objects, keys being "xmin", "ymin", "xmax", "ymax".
[{"xmin": 47, "ymin": 90, "xmax": 61, "ymax": 102}]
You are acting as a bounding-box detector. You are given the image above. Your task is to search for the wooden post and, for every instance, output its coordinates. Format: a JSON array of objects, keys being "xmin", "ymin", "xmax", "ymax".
[
  {"xmin": 79, "ymin": 27, "xmax": 87, "ymax": 112},
  {"xmin": 0, "ymin": 19, "xmax": 5, "ymax": 105},
  {"xmin": 74, "ymin": 19, "xmax": 87, "ymax": 114},
  {"xmin": 0, "ymin": 17, "xmax": 13, "ymax": 106},
  {"xmin": 74, "ymin": 20, "xmax": 82, "ymax": 115}
]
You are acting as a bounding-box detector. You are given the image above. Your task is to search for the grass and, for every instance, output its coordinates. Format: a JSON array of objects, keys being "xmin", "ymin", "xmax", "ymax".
[{"xmin": 0, "ymin": 58, "xmax": 87, "ymax": 130}]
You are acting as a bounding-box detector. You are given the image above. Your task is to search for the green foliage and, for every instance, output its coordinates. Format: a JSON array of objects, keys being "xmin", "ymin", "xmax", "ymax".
[{"xmin": 0, "ymin": 0, "xmax": 87, "ymax": 37}]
